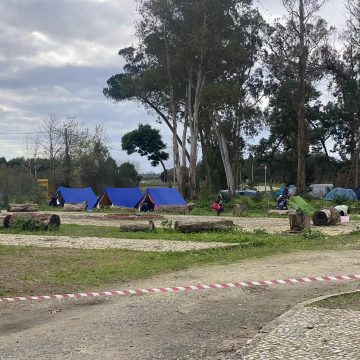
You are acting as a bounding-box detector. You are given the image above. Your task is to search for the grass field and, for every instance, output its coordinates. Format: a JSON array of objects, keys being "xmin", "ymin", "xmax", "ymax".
[
  {"xmin": 310, "ymin": 292, "xmax": 360, "ymax": 311},
  {"xmin": 0, "ymin": 224, "xmax": 359, "ymax": 297}
]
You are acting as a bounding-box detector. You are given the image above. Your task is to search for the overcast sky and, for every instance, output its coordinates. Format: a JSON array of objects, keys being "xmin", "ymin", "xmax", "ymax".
[{"xmin": 0, "ymin": 0, "xmax": 346, "ymax": 172}]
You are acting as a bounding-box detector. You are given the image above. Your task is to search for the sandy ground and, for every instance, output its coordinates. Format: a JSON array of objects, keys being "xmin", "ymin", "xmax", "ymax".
[
  {"xmin": 1, "ymin": 250, "xmax": 360, "ymax": 359},
  {"xmin": 0, "ymin": 233, "xmax": 238, "ymax": 252}
]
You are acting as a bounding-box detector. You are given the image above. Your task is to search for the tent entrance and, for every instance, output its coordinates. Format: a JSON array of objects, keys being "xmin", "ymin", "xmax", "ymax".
[
  {"xmin": 98, "ymin": 193, "xmax": 112, "ymax": 208},
  {"xmin": 139, "ymin": 193, "xmax": 155, "ymax": 212}
]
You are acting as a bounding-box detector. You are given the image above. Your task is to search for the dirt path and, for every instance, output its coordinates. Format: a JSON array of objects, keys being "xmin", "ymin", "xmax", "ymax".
[
  {"xmin": 1, "ymin": 250, "xmax": 359, "ymax": 359},
  {"xmin": 0, "ymin": 234, "xmax": 238, "ymax": 252},
  {"xmin": 38, "ymin": 211, "xmax": 360, "ymax": 235}
]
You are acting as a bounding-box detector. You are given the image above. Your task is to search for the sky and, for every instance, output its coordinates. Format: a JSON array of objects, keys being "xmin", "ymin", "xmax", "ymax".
[{"xmin": 0, "ymin": 0, "xmax": 347, "ymax": 172}]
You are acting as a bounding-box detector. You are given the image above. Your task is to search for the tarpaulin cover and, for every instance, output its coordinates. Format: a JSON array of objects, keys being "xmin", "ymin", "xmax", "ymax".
[
  {"xmin": 288, "ymin": 196, "xmax": 315, "ymax": 215},
  {"xmin": 139, "ymin": 188, "xmax": 187, "ymax": 207},
  {"xmin": 323, "ymin": 187, "xmax": 358, "ymax": 201},
  {"xmin": 56, "ymin": 186, "xmax": 98, "ymax": 210},
  {"xmin": 355, "ymin": 186, "xmax": 360, "ymax": 201},
  {"xmin": 97, "ymin": 188, "xmax": 143, "ymax": 208}
]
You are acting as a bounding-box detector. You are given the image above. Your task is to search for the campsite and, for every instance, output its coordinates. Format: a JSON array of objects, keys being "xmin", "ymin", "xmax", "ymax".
[{"xmin": 2, "ymin": 0, "xmax": 360, "ymax": 359}]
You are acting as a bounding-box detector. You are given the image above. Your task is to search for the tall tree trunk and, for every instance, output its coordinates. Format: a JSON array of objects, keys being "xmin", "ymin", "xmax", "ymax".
[
  {"xmin": 160, "ymin": 160, "xmax": 172, "ymax": 188},
  {"xmin": 181, "ymin": 96, "xmax": 189, "ymax": 197},
  {"xmin": 296, "ymin": 0, "xmax": 306, "ymax": 194},
  {"xmin": 199, "ymin": 129, "xmax": 212, "ymax": 191},
  {"xmin": 188, "ymin": 4, "xmax": 206, "ymax": 200},
  {"xmin": 213, "ymin": 111, "xmax": 235, "ymax": 195},
  {"xmin": 165, "ymin": 37, "xmax": 183, "ymax": 196},
  {"xmin": 143, "ymin": 98, "xmax": 190, "ymax": 162},
  {"xmin": 189, "ymin": 66, "xmax": 204, "ymax": 199}
]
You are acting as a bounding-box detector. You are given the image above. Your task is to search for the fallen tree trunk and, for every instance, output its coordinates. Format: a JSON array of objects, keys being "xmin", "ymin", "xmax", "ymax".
[
  {"xmin": 119, "ymin": 221, "xmax": 155, "ymax": 232},
  {"xmin": 174, "ymin": 220, "xmax": 234, "ymax": 233},
  {"xmin": 289, "ymin": 212, "xmax": 311, "ymax": 232},
  {"xmin": 7, "ymin": 203, "xmax": 39, "ymax": 212},
  {"xmin": 7, "ymin": 213, "xmax": 61, "ymax": 230},
  {"xmin": 312, "ymin": 207, "xmax": 340, "ymax": 226},
  {"xmin": 63, "ymin": 202, "xmax": 87, "ymax": 211}
]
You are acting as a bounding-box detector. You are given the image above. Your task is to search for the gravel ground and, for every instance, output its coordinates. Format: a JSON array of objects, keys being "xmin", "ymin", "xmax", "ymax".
[
  {"xmin": 0, "ymin": 233, "xmax": 238, "ymax": 252},
  {"xmin": 38, "ymin": 211, "xmax": 360, "ymax": 236},
  {"xmin": 242, "ymin": 306, "xmax": 360, "ymax": 360}
]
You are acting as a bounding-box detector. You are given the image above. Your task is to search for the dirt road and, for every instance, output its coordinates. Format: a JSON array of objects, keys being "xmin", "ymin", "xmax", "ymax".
[{"xmin": 1, "ymin": 250, "xmax": 359, "ymax": 359}]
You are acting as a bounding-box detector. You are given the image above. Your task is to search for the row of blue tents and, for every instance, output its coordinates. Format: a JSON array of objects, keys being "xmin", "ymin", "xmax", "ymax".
[{"xmin": 55, "ymin": 186, "xmax": 187, "ymax": 211}]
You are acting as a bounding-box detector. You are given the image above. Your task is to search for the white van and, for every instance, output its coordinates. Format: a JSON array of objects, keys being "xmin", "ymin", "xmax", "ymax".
[{"xmin": 308, "ymin": 184, "xmax": 333, "ymax": 198}]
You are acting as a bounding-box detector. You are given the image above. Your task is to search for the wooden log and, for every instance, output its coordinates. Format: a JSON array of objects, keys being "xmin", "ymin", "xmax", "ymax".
[
  {"xmin": 312, "ymin": 207, "xmax": 340, "ymax": 226},
  {"xmin": 0, "ymin": 214, "xmax": 11, "ymax": 228},
  {"xmin": 63, "ymin": 201, "xmax": 87, "ymax": 211},
  {"xmin": 119, "ymin": 221, "xmax": 155, "ymax": 232},
  {"xmin": 289, "ymin": 212, "xmax": 311, "ymax": 232},
  {"xmin": 7, "ymin": 203, "xmax": 39, "ymax": 212},
  {"xmin": 174, "ymin": 220, "xmax": 234, "ymax": 233},
  {"xmin": 7, "ymin": 213, "xmax": 61, "ymax": 230}
]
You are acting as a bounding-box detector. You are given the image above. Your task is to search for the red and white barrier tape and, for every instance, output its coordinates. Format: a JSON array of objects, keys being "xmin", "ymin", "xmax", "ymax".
[{"xmin": 1, "ymin": 274, "xmax": 359, "ymax": 304}]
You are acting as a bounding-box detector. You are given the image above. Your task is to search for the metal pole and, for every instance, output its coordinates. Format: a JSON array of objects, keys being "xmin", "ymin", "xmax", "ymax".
[{"xmin": 252, "ymin": 163, "xmax": 254, "ymax": 183}]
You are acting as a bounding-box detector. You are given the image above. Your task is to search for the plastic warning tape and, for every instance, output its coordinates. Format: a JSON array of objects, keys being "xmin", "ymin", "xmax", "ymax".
[{"xmin": 1, "ymin": 274, "xmax": 359, "ymax": 303}]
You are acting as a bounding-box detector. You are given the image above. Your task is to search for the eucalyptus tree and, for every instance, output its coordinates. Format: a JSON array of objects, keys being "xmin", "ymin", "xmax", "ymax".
[
  {"xmin": 324, "ymin": 0, "xmax": 360, "ymax": 187},
  {"xmin": 105, "ymin": 0, "xmax": 264, "ymax": 198},
  {"xmin": 263, "ymin": 0, "xmax": 332, "ymax": 192}
]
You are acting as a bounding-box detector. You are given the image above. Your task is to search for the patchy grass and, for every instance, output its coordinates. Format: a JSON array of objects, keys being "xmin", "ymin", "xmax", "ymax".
[
  {"xmin": 0, "ymin": 227, "xmax": 360, "ymax": 297},
  {"xmin": 309, "ymin": 292, "xmax": 360, "ymax": 311}
]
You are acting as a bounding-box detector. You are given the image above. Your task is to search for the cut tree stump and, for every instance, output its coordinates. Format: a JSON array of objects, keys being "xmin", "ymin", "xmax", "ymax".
[
  {"xmin": 63, "ymin": 202, "xmax": 87, "ymax": 211},
  {"xmin": 119, "ymin": 221, "xmax": 155, "ymax": 232},
  {"xmin": 289, "ymin": 212, "xmax": 311, "ymax": 232},
  {"xmin": 0, "ymin": 214, "xmax": 12, "ymax": 228},
  {"xmin": 7, "ymin": 203, "xmax": 39, "ymax": 212},
  {"xmin": 7, "ymin": 213, "xmax": 61, "ymax": 230},
  {"xmin": 174, "ymin": 220, "xmax": 234, "ymax": 233},
  {"xmin": 312, "ymin": 207, "xmax": 340, "ymax": 226}
]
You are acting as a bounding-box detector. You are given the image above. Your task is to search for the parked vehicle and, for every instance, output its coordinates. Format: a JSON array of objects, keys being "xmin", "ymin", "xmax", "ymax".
[
  {"xmin": 220, "ymin": 188, "xmax": 258, "ymax": 197},
  {"xmin": 308, "ymin": 184, "xmax": 333, "ymax": 198}
]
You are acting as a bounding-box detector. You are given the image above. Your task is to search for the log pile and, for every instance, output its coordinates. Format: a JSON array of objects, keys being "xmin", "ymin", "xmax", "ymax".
[
  {"xmin": 312, "ymin": 207, "xmax": 340, "ymax": 226},
  {"xmin": 63, "ymin": 201, "xmax": 87, "ymax": 211},
  {"xmin": 119, "ymin": 220, "xmax": 155, "ymax": 232},
  {"xmin": 2, "ymin": 213, "xmax": 61, "ymax": 230},
  {"xmin": 174, "ymin": 219, "xmax": 234, "ymax": 233},
  {"xmin": 7, "ymin": 203, "xmax": 39, "ymax": 212},
  {"xmin": 289, "ymin": 212, "xmax": 311, "ymax": 232}
]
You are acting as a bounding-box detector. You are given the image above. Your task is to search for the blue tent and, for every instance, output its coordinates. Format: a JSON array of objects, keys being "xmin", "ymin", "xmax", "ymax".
[
  {"xmin": 323, "ymin": 187, "xmax": 358, "ymax": 201},
  {"xmin": 355, "ymin": 186, "xmax": 360, "ymax": 201},
  {"xmin": 275, "ymin": 185, "xmax": 296, "ymax": 198},
  {"xmin": 56, "ymin": 186, "xmax": 98, "ymax": 210},
  {"xmin": 136, "ymin": 188, "xmax": 187, "ymax": 210},
  {"xmin": 95, "ymin": 188, "xmax": 143, "ymax": 209}
]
